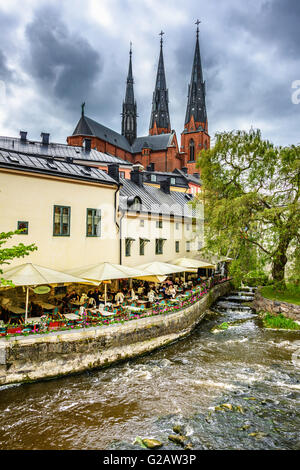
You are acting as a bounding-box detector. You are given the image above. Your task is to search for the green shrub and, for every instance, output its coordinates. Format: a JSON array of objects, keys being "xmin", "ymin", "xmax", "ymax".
[{"xmin": 261, "ymin": 313, "xmax": 300, "ymax": 330}]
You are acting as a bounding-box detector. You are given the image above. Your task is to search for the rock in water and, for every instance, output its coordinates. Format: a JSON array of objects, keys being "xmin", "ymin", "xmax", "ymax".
[
  {"xmin": 142, "ymin": 438, "xmax": 163, "ymax": 449},
  {"xmin": 168, "ymin": 434, "xmax": 188, "ymax": 447}
]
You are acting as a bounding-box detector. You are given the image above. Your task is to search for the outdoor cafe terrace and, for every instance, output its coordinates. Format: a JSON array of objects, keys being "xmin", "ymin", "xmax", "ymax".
[{"xmin": 0, "ymin": 260, "xmax": 230, "ymax": 338}]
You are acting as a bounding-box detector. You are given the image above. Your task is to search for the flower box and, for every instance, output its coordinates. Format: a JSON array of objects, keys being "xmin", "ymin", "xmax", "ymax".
[
  {"xmin": 48, "ymin": 321, "xmax": 66, "ymax": 328},
  {"xmin": 7, "ymin": 326, "xmax": 23, "ymax": 334}
]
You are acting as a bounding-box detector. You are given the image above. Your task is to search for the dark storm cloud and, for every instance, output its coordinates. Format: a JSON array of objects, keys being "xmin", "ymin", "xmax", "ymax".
[
  {"xmin": 25, "ymin": 5, "xmax": 102, "ymax": 111},
  {"xmin": 229, "ymin": 0, "xmax": 300, "ymax": 58},
  {"xmin": 0, "ymin": 0, "xmax": 299, "ymax": 146}
]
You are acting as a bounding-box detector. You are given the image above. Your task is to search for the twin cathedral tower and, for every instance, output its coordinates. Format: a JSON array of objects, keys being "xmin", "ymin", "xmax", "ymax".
[{"xmin": 68, "ymin": 21, "xmax": 210, "ymax": 175}]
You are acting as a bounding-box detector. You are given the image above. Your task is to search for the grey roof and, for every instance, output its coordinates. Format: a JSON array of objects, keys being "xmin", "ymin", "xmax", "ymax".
[
  {"xmin": 143, "ymin": 171, "xmax": 188, "ymax": 189},
  {"xmin": 119, "ymin": 177, "xmax": 197, "ymax": 218},
  {"xmin": 173, "ymin": 168, "xmax": 202, "ymax": 186},
  {"xmin": 0, "ymin": 135, "xmax": 132, "ymax": 166},
  {"xmin": 73, "ymin": 116, "xmax": 132, "ymax": 152},
  {"xmin": 131, "ymin": 133, "xmax": 173, "ymax": 153},
  {"xmin": 72, "ymin": 115, "xmax": 173, "ymax": 154},
  {"xmin": 0, "ymin": 148, "xmax": 118, "ymax": 186}
]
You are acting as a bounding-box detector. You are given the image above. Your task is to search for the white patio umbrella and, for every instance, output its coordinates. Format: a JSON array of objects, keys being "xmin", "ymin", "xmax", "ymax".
[
  {"xmin": 135, "ymin": 261, "xmax": 189, "ymax": 276},
  {"xmin": 168, "ymin": 257, "xmax": 215, "ymax": 282},
  {"xmin": 0, "ymin": 263, "xmax": 98, "ymax": 323},
  {"xmin": 66, "ymin": 262, "xmax": 147, "ymax": 304}
]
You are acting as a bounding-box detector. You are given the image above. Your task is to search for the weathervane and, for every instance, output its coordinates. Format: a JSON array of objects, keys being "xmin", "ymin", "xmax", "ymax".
[
  {"xmin": 129, "ymin": 41, "xmax": 132, "ymax": 56},
  {"xmin": 159, "ymin": 30, "xmax": 165, "ymax": 47}
]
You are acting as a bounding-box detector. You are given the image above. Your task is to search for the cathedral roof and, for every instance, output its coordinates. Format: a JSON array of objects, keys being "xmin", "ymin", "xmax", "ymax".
[
  {"xmin": 73, "ymin": 115, "xmax": 132, "ymax": 152},
  {"xmin": 131, "ymin": 133, "xmax": 173, "ymax": 153}
]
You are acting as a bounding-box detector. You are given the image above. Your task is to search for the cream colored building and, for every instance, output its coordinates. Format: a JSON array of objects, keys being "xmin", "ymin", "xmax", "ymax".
[{"xmin": 0, "ymin": 143, "xmax": 203, "ymax": 274}]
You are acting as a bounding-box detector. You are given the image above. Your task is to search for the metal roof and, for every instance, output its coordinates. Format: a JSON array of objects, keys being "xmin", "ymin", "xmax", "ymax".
[
  {"xmin": 0, "ymin": 148, "xmax": 118, "ymax": 186},
  {"xmin": 0, "ymin": 135, "xmax": 132, "ymax": 166},
  {"xmin": 119, "ymin": 177, "xmax": 197, "ymax": 218}
]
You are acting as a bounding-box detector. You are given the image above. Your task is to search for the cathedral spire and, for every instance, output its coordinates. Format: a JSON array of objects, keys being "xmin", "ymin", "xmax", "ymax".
[
  {"xmin": 149, "ymin": 31, "xmax": 171, "ymax": 135},
  {"xmin": 122, "ymin": 42, "xmax": 137, "ymax": 145},
  {"xmin": 184, "ymin": 20, "xmax": 207, "ymax": 129}
]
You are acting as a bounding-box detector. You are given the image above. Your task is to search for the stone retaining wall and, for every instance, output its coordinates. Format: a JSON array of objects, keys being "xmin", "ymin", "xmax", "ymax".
[
  {"xmin": 252, "ymin": 290, "xmax": 300, "ymax": 321},
  {"xmin": 0, "ymin": 281, "xmax": 231, "ymax": 386}
]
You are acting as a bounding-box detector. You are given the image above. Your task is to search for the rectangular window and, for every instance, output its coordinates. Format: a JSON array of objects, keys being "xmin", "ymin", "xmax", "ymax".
[
  {"xmin": 186, "ymin": 241, "xmax": 191, "ymax": 252},
  {"xmin": 151, "ymin": 174, "xmax": 157, "ymax": 182},
  {"xmin": 119, "ymin": 171, "xmax": 125, "ymax": 178},
  {"xmin": 175, "ymin": 222, "xmax": 179, "ymax": 230},
  {"xmin": 156, "ymin": 220, "xmax": 163, "ymax": 228},
  {"xmin": 155, "ymin": 238, "xmax": 163, "ymax": 255},
  {"xmin": 186, "ymin": 224, "xmax": 190, "ymax": 231},
  {"xmin": 125, "ymin": 238, "xmax": 131, "ymax": 257},
  {"xmin": 140, "ymin": 219, "xmax": 145, "ymax": 227},
  {"xmin": 139, "ymin": 239, "xmax": 145, "ymax": 256},
  {"xmin": 86, "ymin": 208, "xmax": 101, "ymax": 237},
  {"xmin": 53, "ymin": 206, "xmax": 70, "ymax": 236},
  {"xmin": 175, "ymin": 241, "xmax": 180, "ymax": 253},
  {"xmin": 170, "ymin": 177, "xmax": 176, "ymax": 185},
  {"xmin": 17, "ymin": 221, "xmax": 28, "ymax": 234}
]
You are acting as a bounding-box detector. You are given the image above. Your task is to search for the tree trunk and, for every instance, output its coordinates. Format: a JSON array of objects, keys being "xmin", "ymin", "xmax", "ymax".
[{"xmin": 271, "ymin": 237, "xmax": 291, "ymax": 283}]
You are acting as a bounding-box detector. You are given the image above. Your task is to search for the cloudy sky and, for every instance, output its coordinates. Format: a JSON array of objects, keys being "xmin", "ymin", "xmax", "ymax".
[{"xmin": 0, "ymin": 0, "xmax": 299, "ymax": 147}]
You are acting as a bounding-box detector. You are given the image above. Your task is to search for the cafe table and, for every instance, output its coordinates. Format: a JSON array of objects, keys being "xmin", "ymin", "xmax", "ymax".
[
  {"xmin": 26, "ymin": 317, "xmax": 42, "ymax": 324},
  {"xmin": 36, "ymin": 301, "xmax": 56, "ymax": 311}
]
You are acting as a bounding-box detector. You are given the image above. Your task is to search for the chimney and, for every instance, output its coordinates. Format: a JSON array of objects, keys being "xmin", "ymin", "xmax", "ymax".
[
  {"xmin": 107, "ymin": 163, "xmax": 119, "ymax": 183},
  {"xmin": 182, "ymin": 167, "xmax": 188, "ymax": 174},
  {"xmin": 41, "ymin": 132, "xmax": 50, "ymax": 145},
  {"xmin": 83, "ymin": 138, "xmax": 91, "ymax": 152},
  {"xmin": 20, "ymin": 131, "xmax": 27, "ymax": 142},
  {"xmin": 160, "ymin": 177, "xmax": 171, "ymax": 194},
  {"xmin": 130, "ymin": 164, "xmax": 144, "ymax": 187}
]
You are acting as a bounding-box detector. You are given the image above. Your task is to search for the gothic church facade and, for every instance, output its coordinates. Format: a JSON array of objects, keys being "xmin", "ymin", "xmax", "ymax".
[{"xmin": 67, "ymin": 23, "xmax": 210, "ymax": 176}]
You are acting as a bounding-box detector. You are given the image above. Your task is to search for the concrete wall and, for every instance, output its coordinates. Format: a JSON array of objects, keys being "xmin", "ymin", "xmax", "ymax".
[{"xmin": 0, "ymin": 281, "xmax": 231, "ymax": 386}]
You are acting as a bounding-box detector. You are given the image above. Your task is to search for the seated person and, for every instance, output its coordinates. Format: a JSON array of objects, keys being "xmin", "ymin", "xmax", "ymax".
[
  {"xmin": 115, "ymin": 291, "xmax": 125, "ymax": 305},
  {"xmin": 147, "ymin": 289, "xmax": 156, "ymax": 303},
  {"xmin": 130, "ymin": 288, "xmax": 138, "ymax": 301},
  {"xmin": 87, "ymin": 296, "xmax": 96, "ymax": 308},
  {"xmin": 169, "ymin": 286, "xmax": 176, "ymax": 298}
]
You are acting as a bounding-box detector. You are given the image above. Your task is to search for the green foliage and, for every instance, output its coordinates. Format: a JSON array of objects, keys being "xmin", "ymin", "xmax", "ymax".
[
  {"xmin": 261, "ymin": 312, "xmax": 300, "ymax": 330},
  {"xmin": 196, "ymin": 128, "xmax": 300, "ymax": 284},
  {"xmin": 0, "ymin": 229, "xmax": 38, "ymax": 286},
  {"xmin": 260, "ymin": 283, "xmax": 300, "ymax": 305}
]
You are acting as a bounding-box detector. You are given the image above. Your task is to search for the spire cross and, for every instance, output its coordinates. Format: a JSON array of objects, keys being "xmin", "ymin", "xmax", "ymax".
[
  {"xmin": 129, "ymin": 41, "xmax": 132, "ymax": 56},
  {"xmin": 81, "ymin": 101, "xmax": 85, "ymax": 116},
  {"xmin": 195, "ymin": 19, "xmax": 201, "ymax": 38},
  {"xmin": 159, "ymin": 30, "xmax": 164, "ymax": 47}
]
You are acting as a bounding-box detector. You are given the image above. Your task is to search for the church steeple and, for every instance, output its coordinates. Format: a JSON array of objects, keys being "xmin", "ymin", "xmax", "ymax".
[
  {"xmin": 184, "ymin": 20, "xmax": 207, "ymax": 130},
  {"xmin": 149, "ymin": 31, "xmax": 171, "ymax": 136},
  {"xmin": 122, "ymin": 43, "xmax": 137, "ymax": 145}
]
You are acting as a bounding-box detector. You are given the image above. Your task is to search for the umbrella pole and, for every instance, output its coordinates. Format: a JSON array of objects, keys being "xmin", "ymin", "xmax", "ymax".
[
  {"xmin": 105, "ymin": 284, "xmax": 107, "ymax": 306},
  {"xmin": 25, "ymin": 286, "xmax": 29, "ymax": 324}
]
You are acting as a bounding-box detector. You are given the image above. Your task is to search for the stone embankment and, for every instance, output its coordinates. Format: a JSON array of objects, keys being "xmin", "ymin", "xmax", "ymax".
[
  {"xmin": 252, "ymin": 290, "xmax": 300, "ymax": 321},
  {"xmin": 0, "ymin": 281, "xmax": 231, "ymax": 386}
]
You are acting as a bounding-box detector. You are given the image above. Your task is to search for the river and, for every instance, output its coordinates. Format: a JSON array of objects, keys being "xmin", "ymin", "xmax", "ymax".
[{"xmin": 0, "ymin": 289, "xmax": 299, "ymax": 450}]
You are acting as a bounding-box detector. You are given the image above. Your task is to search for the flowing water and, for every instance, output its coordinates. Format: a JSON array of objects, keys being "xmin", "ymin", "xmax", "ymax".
[{"xmin": 0, "ymin": 288, "xmax": 299, "ymax": 450}]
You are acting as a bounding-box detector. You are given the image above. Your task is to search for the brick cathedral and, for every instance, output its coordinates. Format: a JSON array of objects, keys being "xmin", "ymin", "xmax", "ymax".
[{"xmin": 67, "ymin": 22, "xmax": 210, "ymax": 176}]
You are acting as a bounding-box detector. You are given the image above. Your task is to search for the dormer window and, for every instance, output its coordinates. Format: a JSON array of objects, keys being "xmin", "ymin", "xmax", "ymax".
[{"xmin": 151, "ymin": 174, "xmax": 157, "ymax": 183}]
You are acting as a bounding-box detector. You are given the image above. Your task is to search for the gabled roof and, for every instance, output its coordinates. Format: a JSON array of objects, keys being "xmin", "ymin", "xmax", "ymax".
[
  {"xmin": 73, "ymin": 115, "xmax": 132, "ymax": 152},
  {"xmin": 131, "ymin": 133, "xmax": 173, "ymax": 153}
]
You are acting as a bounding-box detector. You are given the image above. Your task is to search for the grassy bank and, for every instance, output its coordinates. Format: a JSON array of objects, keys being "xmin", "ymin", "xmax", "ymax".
[
  {"xmin": 260, "ymin": 312, "xmax": 300, "ymax": 330},
  {"xmin": 260, "ymin": 284, "xmax": 300, "ymax": 305}
]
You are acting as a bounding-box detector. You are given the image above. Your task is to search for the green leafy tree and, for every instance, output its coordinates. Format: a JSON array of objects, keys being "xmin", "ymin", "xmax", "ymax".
[
  {"xmin": 196, "ymin": 129, "xmax": 300, "ymax": 284},
  {"xmin": 0, "ymin": 229, "xmax": 38, "ymax": 286}
]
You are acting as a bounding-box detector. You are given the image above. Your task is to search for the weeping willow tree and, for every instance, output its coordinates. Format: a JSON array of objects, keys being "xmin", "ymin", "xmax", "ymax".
[{"xmin": 196, "ymin": 129, "xmax": 300, "ymax": 284}]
